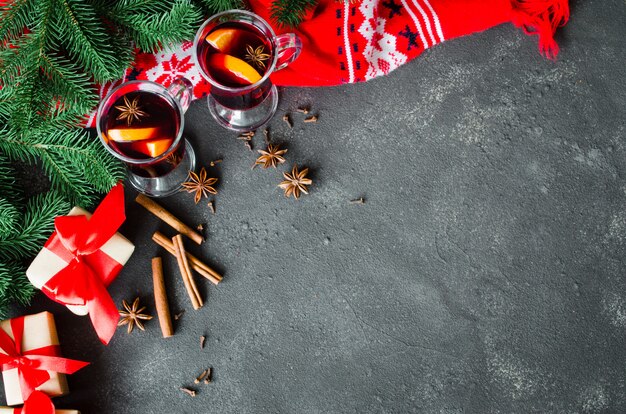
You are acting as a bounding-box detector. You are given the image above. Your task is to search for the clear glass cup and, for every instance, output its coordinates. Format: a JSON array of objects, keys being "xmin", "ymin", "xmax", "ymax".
[
  {"xmin": 96, "ymin": 78, "xmax": 196, "ymax": 197},
  {"xmin": 193, "ymin": 10, "xmax": 302, "ymax": 131}
]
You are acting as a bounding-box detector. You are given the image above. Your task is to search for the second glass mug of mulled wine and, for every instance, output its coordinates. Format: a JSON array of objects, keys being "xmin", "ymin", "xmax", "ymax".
[
  {"xmin": 193, "ymin": 10, "xmax": 302, "ymax": 131},
  {"xmin": 96, "ymin": 78, "xmax": 196, "ymax": 197}
]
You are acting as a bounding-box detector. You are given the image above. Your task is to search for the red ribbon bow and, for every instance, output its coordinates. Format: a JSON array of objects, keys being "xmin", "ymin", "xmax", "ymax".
[
  {"xmin": 0, "ymin": 316, "xmax": 89, "ymax": 414},
  {"xmin": 42, "ymin": 183, "xmax": 126, "ymax": 345}
]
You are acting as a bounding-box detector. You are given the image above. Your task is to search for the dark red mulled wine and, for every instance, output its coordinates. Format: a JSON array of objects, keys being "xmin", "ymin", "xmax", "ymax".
[
  {"xmin": 102, "ymin": 91, "xmax": 183, "ymax": 177},
  {"xmin": 198, "ymin": 21, "xmax": 274, "ymax": 110}
]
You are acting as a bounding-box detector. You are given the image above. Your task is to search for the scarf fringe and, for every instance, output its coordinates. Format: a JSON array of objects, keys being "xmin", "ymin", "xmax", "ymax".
[{"xmin": 511, "ymin": 0, "xmax": 570, "ymax": 59}]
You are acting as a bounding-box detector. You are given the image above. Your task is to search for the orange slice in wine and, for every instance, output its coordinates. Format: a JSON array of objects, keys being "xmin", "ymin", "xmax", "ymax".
[
  {"xmin": 205, "ymin": 28, "xmax": 239, "ymax": 52},
  {"xmin": 107, "ymin": 126, "xmax": 164, "ymax": 142},
  {"xmin": 133, "ymin": 138, "xmax": 172, "ymax": 158},
  {"xmin": 208, "ymin": 53, "xmax": 262, "ymax": 86},
  {"xmin": 205, "ymin": 28, "xmax": 258, "ymax": 54}
]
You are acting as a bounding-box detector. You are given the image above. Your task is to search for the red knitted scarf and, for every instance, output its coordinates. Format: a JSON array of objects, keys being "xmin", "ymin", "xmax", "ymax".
[{"xmin": 256, "ymin": 0, "xmax": 570, "ymax": 86}]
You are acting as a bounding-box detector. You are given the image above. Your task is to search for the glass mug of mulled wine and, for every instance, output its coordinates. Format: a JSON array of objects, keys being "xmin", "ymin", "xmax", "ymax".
[
  {"xmin": 96, "ymin": 78, "xmax": 196, "ymax": 197},
  {"xmin": 193, "ymin": 10, "xmax": 302, "ymax": 131}
]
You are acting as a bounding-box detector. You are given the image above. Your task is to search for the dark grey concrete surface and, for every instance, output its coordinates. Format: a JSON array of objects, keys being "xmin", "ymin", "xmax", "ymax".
[{"xmin": 7, "ymin": 0, "xmax": 626, "ymax": 412}]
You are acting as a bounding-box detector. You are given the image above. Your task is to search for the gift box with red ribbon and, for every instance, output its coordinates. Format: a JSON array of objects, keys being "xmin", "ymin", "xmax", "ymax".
[
  {"xmin": 26, "ymin": 183, "xmax": 134, "ymax": 345},
  {"xmin": 0, "ymin": 312, "xmax": 88, "ymax": 414}
]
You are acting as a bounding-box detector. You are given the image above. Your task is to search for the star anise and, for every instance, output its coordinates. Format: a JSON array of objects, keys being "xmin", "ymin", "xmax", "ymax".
[
  {"xmin": 244, "ymin": 44, "xmax": 271, "ymax": 70},
  {"xmin": 278, "ymin": 164, "xmax": 312, "ymax": 199},
  {"xmin": 181, "ymin": 168, "xmax": 218, "ymax": 204},
  {"xmin": 166, "ymin": 153, "xmax": 182, "ymax": 166},
  {"xmin": 255, "ymin": 144, "xmax": 287, "ymax": 169},
  {"xmin": 118, "ymin": 297, "xmax": 153, "ymax": 334},
  {"xmin": 114, "ymin": 95, "xmax": 147, "ymax": 126}
]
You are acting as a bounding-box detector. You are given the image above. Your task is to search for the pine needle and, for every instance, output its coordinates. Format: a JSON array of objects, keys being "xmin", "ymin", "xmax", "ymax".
[
  {"xmin": 0, "ymin": 126, "xmax": 125, "ymax": 207},
  {"xmin": 0, "ymin": 199, "xmax": 20, "ymax": 239},
  {"xmin": 0, "ymin": 154, "xmax": 23, "ymax": 206},
  {"xmin": 0, "ymin": 0, "xmax": 36, "ymax": 43},
  {"xmin": 270, "ymin": 0, "xmax": 317, "ymax": 28},
  {"xmin": 193, "ymin": 0, "xmax": 244, "ymax": 15},
  {"xmin": 0, "ymin": 191, "xmax": 71, "ymax": 261},
  {"xmin": 109, "ymin": 0, "xmax": 204, "ymax": 53},
  {"xmin": 0, "ymin": 260, "xmax": 35, "ymax": 318}
]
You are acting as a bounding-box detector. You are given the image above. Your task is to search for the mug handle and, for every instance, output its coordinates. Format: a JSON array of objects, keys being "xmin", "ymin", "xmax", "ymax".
[
  {"xmin": 274, "ymin": 33, "xmax": 302, "ymax": 71},
  {"xmin": 167, "ymin": 77, "xmax": 193, "ymax": 113}
]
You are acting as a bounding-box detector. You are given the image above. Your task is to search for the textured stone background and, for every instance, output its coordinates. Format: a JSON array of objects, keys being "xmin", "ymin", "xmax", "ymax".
[{"xmin": 7, "ymin": 0, "xmax": 626, "ymax": 412}]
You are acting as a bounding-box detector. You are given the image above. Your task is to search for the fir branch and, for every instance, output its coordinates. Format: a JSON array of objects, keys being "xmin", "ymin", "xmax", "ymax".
[
  {"xmin": 50, "ymin": 0, "xmax": 131, "ymax": 82},
  {"xmin": 0, "ymin": 260, "xmax": 35, "ymax": 318},
  {"xmin": 103, "ymin": 0, "xmax": 175, "ymax": 15},
  {"xmin": 193, "ymin": 0, "xmax": 244, "ymax": 15},
  {"xmin": 0, "ymin": 199, "xmax": 20, "ymax": 239},
  {"xmin": 0, "ymin": 154, "xmax": 23, "ymax": 206},
  {"xmin": 0, "ymin": 1, "xmax": 65, "ymax": 131},
  {"xmin": 39, "ymin": 52, "xmax": 99, "ymax": 116},
  {"xmin": 0, "ymin": 126, "xmax": 125, "ymax": 207},
  {"xmin": 0, "ymin": 261, "xmax": 16, "ymax": 303},
  {"xmin": 0, "ymin": 37, "xmax": 42, "ymax": 130},
  {"xmin": 0, "ymin": 0, "xmax": 36, "ymax": 43},
  {"xmin": 1, "ymin": 45, "xmax": 99, "ymax": 127},
  {"xmin": 270, "ymin": 0, "xmax": 317, "ymax": 27},
  {"xmin": 108, "ymin": 0, "xmax": 203, "ymax": 53},
  {"xmin": 0, "ymin": 190, "xmax": 70, "ymax": 261},
  {"xmin": 0, "ymin": 33, "xmax": 35, "ymax": 85}
]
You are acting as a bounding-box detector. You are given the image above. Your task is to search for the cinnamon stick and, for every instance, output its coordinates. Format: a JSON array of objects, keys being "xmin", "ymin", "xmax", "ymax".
[
  {"xmin": 151, "ymin": 257, "xmax": 174, "ymax": 338},
  {"xmin": 152, "ymin": 232, "xmax": 222, "ymax": 285},
  {"xmin": 282, "ymin": 114, "xmax": 292, "ymax": 128},
  {"xmin": 173, "ymin": 234, "xmax": 203, "ymax": 310},
  {"xmin": 135, "ymin": 194, "xmax": 203, "ymax": 245}
]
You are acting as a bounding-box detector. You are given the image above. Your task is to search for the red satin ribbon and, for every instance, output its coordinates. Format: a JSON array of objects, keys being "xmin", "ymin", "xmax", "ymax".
[
  {"xmin": 0, "ymin": 317, "xmax": 89, "ymax": 414},
  {"xmin": 42, "ymin": 183, "xmax": 126, "ymax": 345},
  {"xmin": 21, "ymin": 390, "xmax": 55, "ymax": 414}
]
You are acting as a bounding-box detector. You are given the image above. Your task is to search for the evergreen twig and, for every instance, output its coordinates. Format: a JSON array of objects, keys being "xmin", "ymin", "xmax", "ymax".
[
  {"xmin": 270, "ymin": 0, "xmax": 318, "ymax": 27},
  {"xmin": 0, "ymin": 260, "xmax": 35, "ymax": 318},
  {"xmin": 0, "ymin": 191, "xmax": 71, "ymax": 261},
  {"xmin": 193, "ymin": 0, "xmax": 245, "ymax": 15},
  {"xmin": 108, "ymin": 0, "xmax": 204, "ymax": 53},
  {"xmin": 0, "ymin": 126, "xmax": 125, "ymax": 206}
]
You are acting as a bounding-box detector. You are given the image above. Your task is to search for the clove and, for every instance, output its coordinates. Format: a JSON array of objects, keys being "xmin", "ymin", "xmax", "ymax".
[
  {"xmin": 194, "ymin": 369, "xmax": 208, "ymax": 384},
  {"xmin": 204, "ymin": 367, "xmax": 213, "ymax": 384},
  {"xmin": 282, "ymin": 114, "xmax": 292, "ymax": 128},
  {"xmin": 180, "ymin": 387, "xmax": 196, "ymax": 397}
]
